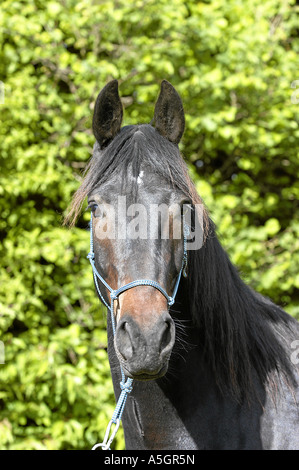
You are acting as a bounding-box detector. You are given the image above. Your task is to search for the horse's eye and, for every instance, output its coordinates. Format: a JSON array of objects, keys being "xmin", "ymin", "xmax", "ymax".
[
  {"xmin": 88, "ymin": 203, "xmax": 104, "ymax": 219},
  {"xmin": 88, "ymin": 203, "xmax": 98, "ymax": 213}
]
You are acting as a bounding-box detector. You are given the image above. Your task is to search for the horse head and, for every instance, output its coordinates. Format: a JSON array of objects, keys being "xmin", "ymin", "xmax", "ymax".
[{"xmin": 88, "ymin": 80, "xmax": 188, "ymax": 380}]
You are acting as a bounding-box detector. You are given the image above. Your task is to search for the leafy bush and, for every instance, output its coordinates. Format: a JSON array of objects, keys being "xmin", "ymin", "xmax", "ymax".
[{"xmin": 0, "ymin": 0, "xmax": 298, "ymax": 449}]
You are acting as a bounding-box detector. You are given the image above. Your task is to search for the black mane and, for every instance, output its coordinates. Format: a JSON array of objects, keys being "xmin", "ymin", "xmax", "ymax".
[{"xmin": 184, "ymin": 220, "xmax": 297, "ymax": 402}]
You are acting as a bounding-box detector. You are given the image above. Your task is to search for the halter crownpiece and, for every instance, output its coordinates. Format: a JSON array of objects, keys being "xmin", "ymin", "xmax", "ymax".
[{"xmin": 87, "ymin": 211, "xmax": 188, "ymax": 450}]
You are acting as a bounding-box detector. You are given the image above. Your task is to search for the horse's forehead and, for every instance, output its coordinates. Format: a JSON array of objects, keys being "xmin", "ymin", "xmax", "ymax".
[{"xmin": 89, "ymin": 171, "xmax": 180, "ymax": 204}]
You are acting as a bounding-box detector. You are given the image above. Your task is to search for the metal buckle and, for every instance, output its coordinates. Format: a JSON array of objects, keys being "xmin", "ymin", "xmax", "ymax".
[{"xmin": 91, "ymin": 419, "xmax": 120, "ymax": 451}]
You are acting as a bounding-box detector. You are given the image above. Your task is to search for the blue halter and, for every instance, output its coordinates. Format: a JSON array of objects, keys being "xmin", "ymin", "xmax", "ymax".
[{"xmin": 88, "ymin": 212, "xmax": 188, "ymax": 449}]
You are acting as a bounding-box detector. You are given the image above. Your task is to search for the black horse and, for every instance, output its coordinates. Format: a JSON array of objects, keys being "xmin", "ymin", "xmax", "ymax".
[{"xmin": 67, "ymin": 80, "xmax": 299, "ymax": 450}]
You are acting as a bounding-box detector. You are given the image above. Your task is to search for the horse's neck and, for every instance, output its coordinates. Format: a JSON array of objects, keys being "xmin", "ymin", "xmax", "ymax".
[
  {"xmin": 106, "ymin": 312, "xmax": 201, "ymax": 449},
  {"xmin": 106, "ymin": 292, "xmax": 299, "ymax": 449},
  {"xmin": 107, "ymin": 309, "xmax": 270, "ymax": 450},
  {"xmin": 107, "ymin": 312, "xmax": 232, "ymax": 450}
]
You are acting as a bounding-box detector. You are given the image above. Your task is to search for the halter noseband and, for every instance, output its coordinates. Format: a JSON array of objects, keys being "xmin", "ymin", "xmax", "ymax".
[{"xmin": 87, "ymin": 211, "xmax": 188, "ymax": 449}]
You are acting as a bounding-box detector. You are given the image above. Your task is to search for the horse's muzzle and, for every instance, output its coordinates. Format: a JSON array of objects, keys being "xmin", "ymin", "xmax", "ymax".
[{"xmin": 114, "ymin": 312, "xmax": 175, "ymax": 380}]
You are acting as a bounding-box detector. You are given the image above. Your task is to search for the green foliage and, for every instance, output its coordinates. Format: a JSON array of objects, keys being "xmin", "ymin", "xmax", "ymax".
[{"xmin": 0, "ymin": 0, "xmax": 298, "ymax": 449}]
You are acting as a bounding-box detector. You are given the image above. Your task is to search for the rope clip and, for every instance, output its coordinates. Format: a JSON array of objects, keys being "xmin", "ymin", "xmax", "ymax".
[{"xmin": 91, "ymin": 419, "xmax": 120, "ymax": 451}]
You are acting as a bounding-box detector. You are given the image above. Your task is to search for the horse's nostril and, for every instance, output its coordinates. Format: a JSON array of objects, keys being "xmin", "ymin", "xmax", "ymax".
[
  {"xmin": 160, "ymin": 320, "xmax": 173, "ymax": 354},
  {"xmin": 116, "ymin": 319, "xmax": 133, "ymax": 362}
]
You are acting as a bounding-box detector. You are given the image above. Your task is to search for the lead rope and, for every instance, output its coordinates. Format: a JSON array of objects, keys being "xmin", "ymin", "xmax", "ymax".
[
  {"xmin": 88, "ymin": 212, "xmax": 188, "ymax": 450},
  {"xmin": 91, "ymin": 291, "xmax": 134, "ymax": 450}
]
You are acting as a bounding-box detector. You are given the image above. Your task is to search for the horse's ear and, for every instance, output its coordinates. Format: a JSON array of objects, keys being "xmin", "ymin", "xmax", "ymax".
[
  {"xmin": 153, "ymin": 80, "xmax": 185, "ymax": 144},
  {"xmin": 92, "ymin": 79, "xmax": 123, "ymax": 148}
]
